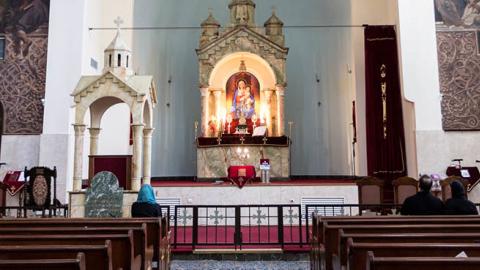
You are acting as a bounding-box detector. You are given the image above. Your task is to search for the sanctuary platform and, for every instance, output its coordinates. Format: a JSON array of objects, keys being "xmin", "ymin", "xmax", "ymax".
[{"xmin": 151, "ymin": 178, "xmax": 358, "ymax": 206}]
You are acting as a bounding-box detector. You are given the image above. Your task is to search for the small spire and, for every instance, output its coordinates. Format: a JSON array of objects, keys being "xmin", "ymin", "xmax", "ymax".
[
  {"xmin": 272, "ymin": 6, "xmax": 277, "ymax": 15},
  {"xmin": 201, "ymin": 10, "xmax": 220, "ymax": 27}
]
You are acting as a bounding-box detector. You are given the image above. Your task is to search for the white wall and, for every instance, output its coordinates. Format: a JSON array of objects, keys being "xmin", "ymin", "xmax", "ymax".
[
  {"xmin": 397, "ymin": 0, "xmax": 480, "ymax": 182},
  {"xmin": 39, "ymin": 0, "xmax": 88, "ymax": 202}
]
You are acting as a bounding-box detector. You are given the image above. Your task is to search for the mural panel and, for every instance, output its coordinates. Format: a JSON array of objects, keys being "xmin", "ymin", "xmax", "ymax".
[
  {"xmin": 435, "ymin": 0, "xmax": 480, "ymax": 130},
  {"xmin": 0, "ymin": 0, "xmax": 49, "ymax": 134}
]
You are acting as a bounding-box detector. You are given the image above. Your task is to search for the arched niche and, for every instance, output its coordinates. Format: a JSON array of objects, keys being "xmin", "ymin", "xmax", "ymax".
[{"xmin": 209, "ymin": 52, "xmax": 277, "ymax": 91}]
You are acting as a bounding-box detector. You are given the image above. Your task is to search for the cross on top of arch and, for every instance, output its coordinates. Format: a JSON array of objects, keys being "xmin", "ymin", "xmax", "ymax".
[{"xmin": 114, "ymin": 16, "xmax": 124, "ymax": 31}]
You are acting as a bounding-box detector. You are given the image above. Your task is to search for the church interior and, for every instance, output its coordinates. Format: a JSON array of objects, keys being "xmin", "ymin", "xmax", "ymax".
[{"xmin": 1, "ymin": 0, "xmax": 480, "ymax": 269}]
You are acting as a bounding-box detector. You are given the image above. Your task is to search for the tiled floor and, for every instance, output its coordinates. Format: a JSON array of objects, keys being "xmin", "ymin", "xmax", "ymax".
[{"xmin": 171, "ymin": 260, "xmax": 310, "ymax": 270}]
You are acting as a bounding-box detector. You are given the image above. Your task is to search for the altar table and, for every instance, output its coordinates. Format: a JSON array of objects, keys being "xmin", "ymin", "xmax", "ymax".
[{"xmin": 227, "ymin": 166, "xmax": 256, "ymax": 188}]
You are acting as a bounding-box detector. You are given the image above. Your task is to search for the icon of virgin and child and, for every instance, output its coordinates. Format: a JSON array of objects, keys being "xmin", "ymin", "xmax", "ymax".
[{"xmin": 231, "ymin": 79, "xmax": 255, "ymax": 119}]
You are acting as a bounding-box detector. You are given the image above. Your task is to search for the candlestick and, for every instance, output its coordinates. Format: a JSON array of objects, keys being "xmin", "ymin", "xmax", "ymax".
[
  {"xmin": 288, "ymin": 121, "xmax": 294, "ymax": 141},
  {"xmin": 194, "ymin": 121, "xmax": 198, "ymax": 140}
]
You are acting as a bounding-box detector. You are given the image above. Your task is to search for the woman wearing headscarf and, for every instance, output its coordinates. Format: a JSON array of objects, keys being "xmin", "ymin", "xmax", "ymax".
[
  {"xmin": 131, "ymin": 184, "xmax": 163, "ymax": 217},
  {"xmin": 445, "ymin": 180, "xmax": 478, "ymax": 215}
]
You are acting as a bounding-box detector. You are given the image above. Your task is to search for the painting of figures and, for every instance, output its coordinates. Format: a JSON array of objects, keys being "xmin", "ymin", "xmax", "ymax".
[
  {"xmin": 435, "ymin": 0, "xmax": 480, "ymax": 28},
  {"xmin": 226, "ymin": 72, "xmax": 260, "ymax": 120}
]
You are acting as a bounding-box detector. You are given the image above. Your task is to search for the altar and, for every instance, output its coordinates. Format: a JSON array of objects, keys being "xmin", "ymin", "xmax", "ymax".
[{"xmin": 195, "ymin": 0, "xmax": 289, "ymax": 179}]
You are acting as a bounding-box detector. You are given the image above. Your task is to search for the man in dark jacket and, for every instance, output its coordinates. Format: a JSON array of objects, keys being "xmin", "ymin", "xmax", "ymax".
[
  {"xmin": 445, "ymin": 180, "xmax": 478, "ymax": 215},
  {"xmin": 400, "ymin": 175, "xmax": 445, "ymax": 215}
]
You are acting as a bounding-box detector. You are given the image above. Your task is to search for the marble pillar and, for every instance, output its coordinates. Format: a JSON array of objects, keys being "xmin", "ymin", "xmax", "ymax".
[
  {"xmin": 73, "ymin": 124, "xmax": 86, "ymax": 191},
  {"xmin": 200, "ymin": 87, "xmax": 210, "ymax": 137},
  {"xmin": 131, "ymin": 124, "xmax": 144, "ymax": 191},
  {"xmin": 88, "ymin": 128, "xmax": 101, "ymax": 155},
  {"xmin": 276, "ymin": 85, "xmax": 286, "ymax": 136},
  {"xmin": 263, "ymin": 89, "xmax": 274, "ymax": 136},
  {"xmin": 142, "ymin": 128, "xmax": 154, "ymax": 185},
  {"xmin": 212, "ymin": 89, "xmax": 223, "ymax": 136}
]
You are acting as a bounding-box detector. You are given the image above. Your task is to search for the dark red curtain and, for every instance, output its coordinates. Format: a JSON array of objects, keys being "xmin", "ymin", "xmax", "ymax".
[{"xmin": 365, "ymin": 26, "xmax": 407, "ymax": 203}]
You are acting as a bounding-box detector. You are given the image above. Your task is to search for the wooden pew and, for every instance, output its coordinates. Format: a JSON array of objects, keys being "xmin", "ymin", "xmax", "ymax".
[
  {"xmin": 340, "ymin": 231, "xmax": 480, "ymax": 268},
  {"xmin": 366, "ymin": 251, "xmax": 480, "ymax": 270},
  {"xmin": 0, "ymin": 252, "xmax": 86, "ymax": 270},
  {"xmin": 315, "ymin": 215, "xmax": 480, "ymax": 244},
  {"xmin": 0, "ymin": 233, "xmax": 138, "ymax": 270},
  {"xmin": 0, "ymin": 217, "xmax": 165, "ymax": 265},
  {"xmin": 0, "ymin": 242, "xmax": 112, "ymax": 270},
  {"xmin": 324, "ymin": 223, "xmax": 480, "ymax": 270},
  {"xmin": 349, "ymin": 241, "xmax": 480, "ymax": 270},
  {"xmin": 0, "ymin": 226, "xmax": 151, "ymax": 270}
]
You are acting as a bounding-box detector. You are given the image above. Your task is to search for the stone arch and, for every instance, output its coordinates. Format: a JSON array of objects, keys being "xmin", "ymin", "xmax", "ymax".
[{"xmin": 89, "ymin": 96, "xmax": 125, "ymax": 128}]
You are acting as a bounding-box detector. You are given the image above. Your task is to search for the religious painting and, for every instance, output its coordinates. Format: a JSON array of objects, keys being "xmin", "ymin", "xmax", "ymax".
[
  {"xmin": 434, "ymin": 0, "xmax": 480, "ymax": 28},
  {"xmin": 226, "ymin": 72, "xmax": 260, "ymax": 119},
  {"xmin": 0, "ymin": 0, "xmax": 50, "ymax": 134},
  {"xmin": 434, "ymin": 0, "xmax": 480, "ymax": 130}
]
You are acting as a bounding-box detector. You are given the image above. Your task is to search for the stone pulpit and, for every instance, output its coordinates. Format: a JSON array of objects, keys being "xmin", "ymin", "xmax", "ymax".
[{"xmin": 196, "ymin": 0, "xmax": 290, "ymax": 179}]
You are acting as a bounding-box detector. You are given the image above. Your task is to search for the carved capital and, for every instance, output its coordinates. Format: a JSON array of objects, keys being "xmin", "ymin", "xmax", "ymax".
[
  {"xmin": 88, "ymin": 127, "xmax": 101, "ymax": 138},
  {"xmin": 73, "ymin": 124, "xmax": 86, "ymax": 135}
]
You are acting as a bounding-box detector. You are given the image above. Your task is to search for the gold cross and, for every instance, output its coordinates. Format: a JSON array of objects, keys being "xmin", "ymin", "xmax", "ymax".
[{"xmin": 240, "ymin": 137, "xmax": 245, "ymax": 144}]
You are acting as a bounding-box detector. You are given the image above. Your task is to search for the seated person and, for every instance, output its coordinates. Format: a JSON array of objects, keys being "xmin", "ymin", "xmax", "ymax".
[
  {"xmin": 400, "ymin": 175, "xmax": 444, "ymax": 215},
  {"xmin": 131, "ymin": 184, "xmax": 163, "ymax": 217},
  {"xmin": 445, "ymin": 180, "xmax": 478, "ymax": 215}
]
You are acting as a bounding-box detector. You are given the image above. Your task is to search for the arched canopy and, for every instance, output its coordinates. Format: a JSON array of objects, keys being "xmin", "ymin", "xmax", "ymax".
[{"xmin": 72, "ymin": 72, "xmax": 156, "ymax": 126}]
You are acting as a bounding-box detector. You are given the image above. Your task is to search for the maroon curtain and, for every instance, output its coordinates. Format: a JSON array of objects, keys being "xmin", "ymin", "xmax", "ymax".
[{"xmin": 364, "ymin": 26, "xmax": 407, "ymax": 203}]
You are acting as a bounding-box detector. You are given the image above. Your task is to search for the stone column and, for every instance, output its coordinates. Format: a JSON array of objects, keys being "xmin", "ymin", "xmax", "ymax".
[
  {"xmin": 142, "ymin": 127, "xmax": 154, "ymax": 185},
  {"xmin": 212, "ymin": 89, "xmax": 223, "ymax": 135},
  {"xmin": 131, "ymin": 124, "xmax": 144, "ymax": 191},
  {"xmin": 263, "ymin": 89, "xmax": 274, "ymax": 136},
  {"xmin": 72, "ymin": 124, "xmax": 86, "ymax": 191},
  {"xmin": 88, "ymin": 127, "xmax": 101, "ymax": 155},
  {"xmin": 275, "ymin": 85, "xmax": 286, "ymax": 136},
  {"xmin": 199, "ymin": 87, "xmax": 210, "ymax": 137}
]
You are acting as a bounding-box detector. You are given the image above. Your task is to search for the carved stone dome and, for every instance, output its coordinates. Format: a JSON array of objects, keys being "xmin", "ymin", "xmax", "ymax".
[
  {"xmin": 264, "ymin": 11, "xmax": 284, "ymax": 27},
  {"xmin": 201, "ymin": 13, "xmax": 220, "ymax": 27},
  {"xmin": 228, "ymin": 0, "xmax": 256, "ymax": 9}
]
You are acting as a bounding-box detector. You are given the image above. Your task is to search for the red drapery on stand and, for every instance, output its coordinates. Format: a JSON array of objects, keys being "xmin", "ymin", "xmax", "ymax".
[{"xmin": 364, "ymin": 26, "xmax": 407, "ymax": 203}]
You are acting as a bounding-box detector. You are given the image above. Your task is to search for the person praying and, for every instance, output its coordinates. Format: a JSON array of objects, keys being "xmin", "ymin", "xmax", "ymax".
[
  {"xmin": 400, "ymin": 175, "xmax": 445, "ymax": 215},
  {"xmin": 445, "ymin": 180, "xmax": 478, "ymax": 215},
  {"xmin": 131, "ymin": 184, "xmax": 163, "ymax": 218}
]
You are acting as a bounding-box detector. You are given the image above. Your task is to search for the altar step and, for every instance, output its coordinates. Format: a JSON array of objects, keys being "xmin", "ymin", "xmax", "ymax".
[{"xmin": 171, "ymin": 251, "xmax": 309, "ymax": 270}]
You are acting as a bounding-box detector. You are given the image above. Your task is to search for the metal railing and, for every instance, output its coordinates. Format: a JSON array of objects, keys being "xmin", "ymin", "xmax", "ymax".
[
  {"xmin": 172, "ymin": 204, "xmax": 305, "ymax": 249},
  {"xmin": 0, "ymin": 205, "xmax": 69, "ymax": 218}
]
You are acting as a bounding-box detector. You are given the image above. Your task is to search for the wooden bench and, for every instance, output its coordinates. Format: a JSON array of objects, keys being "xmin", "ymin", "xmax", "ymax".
[
  {"xmin": 0, "ymin": 233, "xmax": 138, "ymax": 270},
  {"xmin": 0, "ymin": 218, "xmax": 165, "ymax": 263},
  {"xmin": 340, "ymin": 231, "xmax": 480, "ymax": 268},
  {"xmin": 349, "ymin": 241, "xmax": 480, "ymax": 270},
  {"xmin": 0, "ymin": 252, "xmax": 86, "ymax": 270},
  {"xmin": 366, "ymin": 251, "xmax": 480, "ymax": 270},
  {"xmin": 324, "ymin": 223, "xmax": 480, "ymax": 270},
  {"xmin": 0, "ymin": 225, "xmax": 151, "ymax": 270},
  {"xmin": 0, "ymin": 242, "xmax": 112, "ymax": 270},
  {"xmin": 314, "ymin": 215, "xmax": 480, "ymax": 244}
]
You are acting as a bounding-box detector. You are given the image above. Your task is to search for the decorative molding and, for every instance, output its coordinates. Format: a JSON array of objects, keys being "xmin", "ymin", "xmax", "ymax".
[{"xmin": 437, "ymin": 30, "xmax": 480, "ymax": 131}]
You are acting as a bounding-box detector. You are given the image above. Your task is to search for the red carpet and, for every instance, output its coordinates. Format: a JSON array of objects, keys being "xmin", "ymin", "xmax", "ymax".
[{"xmin": 171, "ymin": 225, "xmax": 309, "ymax": 252}]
